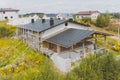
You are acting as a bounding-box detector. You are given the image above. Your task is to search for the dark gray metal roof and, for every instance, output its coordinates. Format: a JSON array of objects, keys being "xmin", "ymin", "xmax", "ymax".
[
  {"xmin": 0, "ymin": 8, "xmax": 19, "ymax": 12},
  {"xmin": 45, "ymin": 29, "xmax": 95, "ymax": 48},
  {"xmin": 20, "ymin": 19, "xmax": 67, "ymax": 32}
]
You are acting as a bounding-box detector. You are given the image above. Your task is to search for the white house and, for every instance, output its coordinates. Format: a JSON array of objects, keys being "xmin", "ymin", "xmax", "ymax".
[
  {"xmin": 76, "ymin": 11, "xmax": 100, "ymax": 20},
  {"xmin": 43, "ymin": 14, "xmax": 57, "ymax": 19},
  {"xmin": 8, "ymin": 14, "xmax": 40, "ymax": 26},
  {"xmin": 56, "ymin": 13, "xmax": 73, "ymax": 20},
  {"xmin": 0, "ymin": 8, "xmax": 19, "ymax": 21}
]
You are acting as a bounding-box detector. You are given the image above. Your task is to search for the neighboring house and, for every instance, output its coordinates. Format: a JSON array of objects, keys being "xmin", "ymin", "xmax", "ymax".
[
  {"xmin": 16, "ymin": 19, "xmax": 111, "ymax": 72},
  {"xmin": 56, "ymin": 13, "xmax": 73, "ymax": 20},
  {"xmin": 43, "ymin": 14, "xmax": 57, "ymax": 19},
  {"xmin": 20, "ymin": 13, "xmax": 44, "ymax": 18},
  {"xmin": 8, "ymin": 14, "xmax": 40, "ymax": 26},
  {"xmin": 0, "ymin": 8, "xmax": 19, "ymax": 20},
  {"xmin": 75, "ymin": 11, "xmax": 100, "ymax": 20},
  {"xmin": 28, "ymin": 14, "xmax": 40, "ymax": 20}
]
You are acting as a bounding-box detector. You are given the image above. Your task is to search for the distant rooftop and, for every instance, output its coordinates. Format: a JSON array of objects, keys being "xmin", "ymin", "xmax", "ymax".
[
  {"xmin": 76, "ymin": 11, "xmax": 100, "ymax": 15},
  {"xmin": 45, "ymin": 14, "xmax": 57, "ymax": 18},
  {"xmin": 0, "ymin": 8, "xmax": 19, "ymax": 12}
]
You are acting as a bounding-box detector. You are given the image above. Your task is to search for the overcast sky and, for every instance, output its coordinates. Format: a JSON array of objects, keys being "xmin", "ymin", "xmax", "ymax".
[{"xmin": 0, "ymin": 0, "xmax": 120, "ymax": 14}]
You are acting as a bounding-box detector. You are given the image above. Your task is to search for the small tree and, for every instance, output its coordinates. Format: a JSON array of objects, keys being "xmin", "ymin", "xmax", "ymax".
[{"xmin": 96, "ymin": 13, "xmax": 110, "ymax": 27}]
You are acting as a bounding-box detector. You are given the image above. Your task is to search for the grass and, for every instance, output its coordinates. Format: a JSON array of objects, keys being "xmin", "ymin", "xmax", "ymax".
[
  {"xmin": 0, "ymin": 21, "xmax": 64, "ymax": 80},
  {"xmin": 0, "ymin": 38, "xmax": 61, "ymax": 80},
  {"xmin": 0, "ymin": 20, "xmax": 16, "ymax": 32}
]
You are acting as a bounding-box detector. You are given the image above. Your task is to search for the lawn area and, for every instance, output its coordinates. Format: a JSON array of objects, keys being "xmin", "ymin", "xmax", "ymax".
[
  {"xmin": 0, "ymin": 20, "xmax": 16, "ymax": 32},
  {"xmin": 0, "ymin": 38, "xmax": 62, "ymax": 80}
]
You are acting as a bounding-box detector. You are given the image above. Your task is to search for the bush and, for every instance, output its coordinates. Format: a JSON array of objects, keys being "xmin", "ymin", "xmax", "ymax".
[
  {"xmin": 96, "ymin": 13, "xmax": 110, "ymax": 27},
  {"xmin": 0, "ymin": 27, "xmax": 13, "ymax": 38},
  {"xmin": 64, "ymin": 53, "xmax": 120, "ymax": 80},
  {"xmin": 80, "ymin": 17, "xmax": 92, "ymax": 26}
]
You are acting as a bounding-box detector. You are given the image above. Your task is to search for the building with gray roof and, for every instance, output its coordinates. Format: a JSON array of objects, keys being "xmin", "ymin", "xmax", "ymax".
[{"xmin": 16, "ymin": 18, "xmax": 111, "ymax": 57}]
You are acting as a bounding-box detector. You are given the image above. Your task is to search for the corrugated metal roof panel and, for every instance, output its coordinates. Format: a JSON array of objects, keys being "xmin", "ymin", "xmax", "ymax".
[
  {"xmin": 20, "ymin": 19, "xmax": 67, "ymax": 32},
  {"xmin": 45, "ymin": 29, "xmax": 95, "ymax": 48}
]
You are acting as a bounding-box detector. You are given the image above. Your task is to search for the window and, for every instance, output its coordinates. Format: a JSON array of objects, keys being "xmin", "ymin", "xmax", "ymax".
[
  {"xmin": 11, "ymin": 16, "xmax": 13, "ymax": 19},
  {"xmin": 4, "ymin": 16, "xmax": 8, "ymax": 19},
  {"xmin": 3, "ymin": 11, "xmax": 5, "ymax": 14}
]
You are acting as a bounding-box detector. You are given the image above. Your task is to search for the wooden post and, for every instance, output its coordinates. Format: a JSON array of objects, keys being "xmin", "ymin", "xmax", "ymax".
[
  {"xmin": 118, "ymin": 27, "xmax": 120, "ymax": 45},
  {"xmin": 82, "ymin": 41, "xmax": 86, "ymax": 57},
  {"xmin": 104, "ymin": 35, "xmax": 107, "ymax": 53},
  {"xmin": 57, "ymin": 45, "xmax": 61, "ymax": 53},
  {"xmin": 16, "ymin": 28, "xmax": 18, "ymax": 38},
  {"xmin": 37, "ymin": 32, "xmax": 40, "ymax": 51},
  {"xmin": 71, "ymin": 45, "xmax": 74, "ymax": 50},
  {"xmin": 22, "ymin": 28, "xmax": 24, "ymax": 42},
  {"xmin": 94, "ymin": 34, "xmax": 97, "ymax": 53}
]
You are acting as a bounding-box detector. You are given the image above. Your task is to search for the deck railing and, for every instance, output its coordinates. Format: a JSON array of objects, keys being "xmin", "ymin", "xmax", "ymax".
[{"xmin": 40, "ymin": 48, "xmax": 55, "ymax": 57}]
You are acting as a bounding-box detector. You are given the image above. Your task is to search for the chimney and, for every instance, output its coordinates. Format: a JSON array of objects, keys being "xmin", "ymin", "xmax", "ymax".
[
  {"xmin": 65, "ymin": 22, "xmax": 68, "ymax": 26},
  {"xmin": 31, "ymin": 19, "xmax": 34, "ymax": 23},
  {"xmin": 42, "ymin": 19, "xmax": 45, "ymax": 23},
  {"xmin": 58, "ymin": 18, "xmax": 61, "ymax": 20},
  {"xmin": 50, "ymin": 18, "xmax": 54, "ymax": 26}
]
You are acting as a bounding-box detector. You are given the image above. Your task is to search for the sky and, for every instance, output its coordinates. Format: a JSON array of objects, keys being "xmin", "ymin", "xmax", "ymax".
[{"xmin": 0, "ymin": 0, "xmax": 120, "ymax": 14}]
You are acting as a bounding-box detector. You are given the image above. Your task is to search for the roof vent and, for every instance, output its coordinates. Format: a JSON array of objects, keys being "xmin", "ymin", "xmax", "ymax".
[
  {"xmin": 50, "ymin": 18, "xmax": 54, "ymax": 26},
  {"xmin": 31, "ymin": 19, "xmax": 34, "ymax": 23},
  {"xmin": 65, "ymin": 22, "xmax": 68, "ymax": 26},
  {"xmin": 42, "ymin": 19, "xmax": 45, "ymax": 23},
  {"xmin": 58, "ymin": 18, "xmax": 61, "ymax": 20}
]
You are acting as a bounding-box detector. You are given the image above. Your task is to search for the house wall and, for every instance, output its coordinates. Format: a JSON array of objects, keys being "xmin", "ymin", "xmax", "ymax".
[
  {"xmin": 76, "ymin": 12, "xmax": 100, "ymax": 20},
  {"xmin": 76, "ymin": 15, "xmax": 91, "ymax": 20},
  {"xmin": 67, "ymin": 22, "xmax": 88, "ymax": 30},
  {"xmin": 8, "ymin": 15, "xmax": 40, "ymax": 26},
  {"xmin": 42, "ymin": 22, "xmax": 87, "ymax": 40},
  {"xmin": 0, "ymin": 11, "xmax": 19, "ymax": 20},
  {"xmin": 91, "ymin": 13, "xmax": 100, "ymax": 19},
  {"xmin": 16, "ymin": 28, "xmax": 41, "ymax": 50},
  {"xmin": 41, "ymin": 23, "xmax": 68, "ymax": 40},
  {"xmin": 43, "ymin": 41, "xmax": 49, "ymax": 48},
  {"xmin": 56, "ymin": 14, "xmax": 63, "ymax": 19}
]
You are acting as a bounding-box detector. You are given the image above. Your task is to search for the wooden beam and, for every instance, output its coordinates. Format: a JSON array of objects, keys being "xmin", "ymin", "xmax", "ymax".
[
  {"xmin": 104, "ymin": 35, "xmax": 107, "ymax": 53},
  {"xmin": 71, "ymin": 45, "xmax": 74, "ymax": 50},
  {"xmin": 37, "ymin": 32, "xmax": 40, "ymax": 51},
  {"xmin": 118, "ymin": 27, "xmax": 120, "ymax": 45},
  {"xmin": 82, "ymin": 41, "xmax": 86, "ymax": 57},
  {"xmin": 94, "ymin": 34, "xmax": 97, "ymax": 50},
  {"xmin": 57, "ymin": 45, "xmax": 61, "ymax": 53}
]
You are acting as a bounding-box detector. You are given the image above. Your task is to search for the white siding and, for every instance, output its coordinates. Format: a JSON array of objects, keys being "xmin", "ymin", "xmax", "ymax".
[
  {"xmin": 0, "ymin": 11, "xmax": 19, "ymax": 20},
  {"xmin": 76, "ymin": 13, "xmax": 100, "ymax": 20},
  {"xmin": 42, "ymin": 23, "xmax": 68, "ymax": 39},
  {"xmin": 91, "ymin": 13, "xmax": 100, "ymax": 19},
  {"xmin": 42, "ymin": 22, "xmax": 88, "ymax": 40}
]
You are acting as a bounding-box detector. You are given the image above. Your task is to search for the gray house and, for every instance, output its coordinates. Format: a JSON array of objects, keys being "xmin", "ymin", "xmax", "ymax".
[
  {"xmin": 16, "ymin": 19, "xmax": 111, "ymax": 57},
  {"xmin": 16, "ymin": 18, "xmax": 112, "ymax": 72}
]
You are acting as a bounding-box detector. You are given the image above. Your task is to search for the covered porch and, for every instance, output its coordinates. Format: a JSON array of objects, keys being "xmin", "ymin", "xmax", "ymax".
[{"xmin": 41, "ymin": 28, "xmax": 110, "ymax": 59}]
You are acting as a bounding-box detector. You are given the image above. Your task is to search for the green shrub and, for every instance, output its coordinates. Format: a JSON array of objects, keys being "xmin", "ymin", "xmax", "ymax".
[
  {"xmin": 0, "ymin": 27, "xmax": 13, "ymax": 38},
  {"xmin": 64, "ymin": 53, "xmax": 120, "ymax": 80},
  {"xmin": 96, "ymin": 13, "xmax": 110, "ymax": 27}
]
